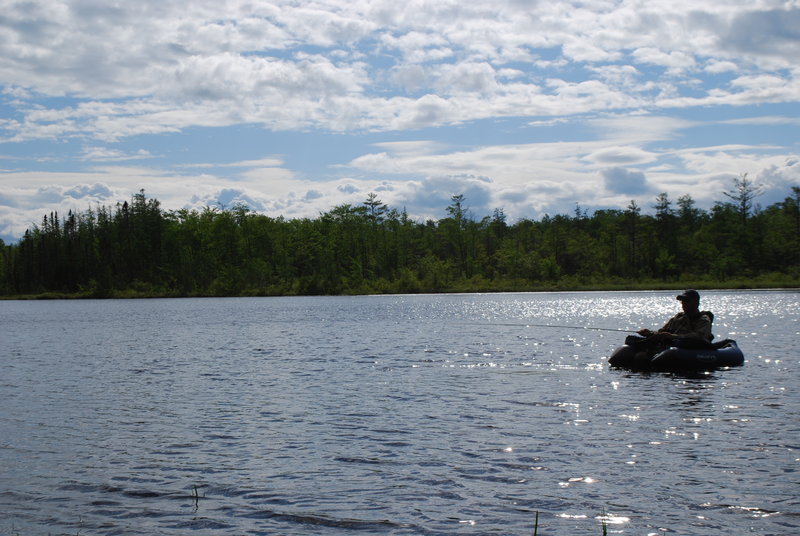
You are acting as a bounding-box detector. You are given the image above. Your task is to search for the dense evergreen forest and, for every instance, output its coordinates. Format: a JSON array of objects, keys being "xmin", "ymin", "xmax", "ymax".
[{"xmin": 1, "ymin": 177, "xmax": 798, "ymax": 298}]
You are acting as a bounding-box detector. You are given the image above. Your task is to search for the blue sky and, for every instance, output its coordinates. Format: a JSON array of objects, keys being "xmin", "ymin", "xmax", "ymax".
[{"xmin": 1, "ymin": 0, "xmax": 799, "ymax": 242}]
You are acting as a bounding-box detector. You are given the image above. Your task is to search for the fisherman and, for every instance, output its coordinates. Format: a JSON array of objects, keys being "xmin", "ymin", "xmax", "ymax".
[
  {"xmin": 608, "ymin": 290, "xmax": 742, "ymax": 370},
  {"xmin": 627, "ymin": 290, "xmax": 714, "ymax": 359},
  {"xmin": 637, "ymin": 289, "xmax": 713, "ymax": 343}
]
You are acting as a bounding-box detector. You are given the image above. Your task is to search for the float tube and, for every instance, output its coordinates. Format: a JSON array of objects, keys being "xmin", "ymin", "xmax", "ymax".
[{"xmin": 608, "ymin": 338, "xmax": 744, "ymax": 372}]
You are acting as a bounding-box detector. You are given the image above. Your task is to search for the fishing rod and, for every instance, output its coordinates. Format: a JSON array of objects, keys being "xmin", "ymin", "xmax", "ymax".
[{"xmin": 478, "ymin": 322, "xmax": 637, "ymax": 333}]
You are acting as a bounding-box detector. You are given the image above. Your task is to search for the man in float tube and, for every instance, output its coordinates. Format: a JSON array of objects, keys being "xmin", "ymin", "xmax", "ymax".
[{"xmin": 629, "ymin": 290, "xmax": 714, "ymax": 355}]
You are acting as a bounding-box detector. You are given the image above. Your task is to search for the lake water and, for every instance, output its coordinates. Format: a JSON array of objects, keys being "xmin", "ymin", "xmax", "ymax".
[{"xmin": 1, "ymin": 290, "xmax": 798, "ymax": 535}]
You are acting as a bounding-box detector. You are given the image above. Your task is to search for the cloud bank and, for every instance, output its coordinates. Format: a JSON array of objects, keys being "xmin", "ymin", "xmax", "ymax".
[{"xmin": 0, "ymin": 0, "xmax": 799, "ymax": 241}]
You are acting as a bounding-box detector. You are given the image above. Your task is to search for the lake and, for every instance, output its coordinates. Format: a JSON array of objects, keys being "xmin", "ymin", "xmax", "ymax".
[{"xmin": 1, "ymin": 290, "xmax": 798, "ymax": 535}]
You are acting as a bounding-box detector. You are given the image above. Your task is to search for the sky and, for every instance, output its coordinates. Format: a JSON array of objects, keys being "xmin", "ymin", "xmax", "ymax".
[{"xmin": 1, "ymin": 0, "xmax": 799, "ymax": 242}]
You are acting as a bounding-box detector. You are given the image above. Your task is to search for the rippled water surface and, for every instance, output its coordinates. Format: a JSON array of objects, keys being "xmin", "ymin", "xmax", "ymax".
[{"xmin": 1, "ymin": 290, "xmax": 799, "ymax": 535}]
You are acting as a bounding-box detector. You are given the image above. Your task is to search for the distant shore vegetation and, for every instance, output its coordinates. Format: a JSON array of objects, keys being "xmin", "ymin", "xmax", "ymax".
[{"xmin": 1, "ymin": 177, "xmax": 798, "ymax": 299}]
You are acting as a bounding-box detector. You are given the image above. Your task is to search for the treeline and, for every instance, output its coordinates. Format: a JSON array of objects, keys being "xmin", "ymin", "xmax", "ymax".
[{"xmin": 1, "ymin": 179, "xmax": 799, "ymax": 298}]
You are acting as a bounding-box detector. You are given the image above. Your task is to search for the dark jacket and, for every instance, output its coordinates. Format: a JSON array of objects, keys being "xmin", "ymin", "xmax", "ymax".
[{"xmin": 659, "ymin": 311, "xmax": 713, "ymax": 341}]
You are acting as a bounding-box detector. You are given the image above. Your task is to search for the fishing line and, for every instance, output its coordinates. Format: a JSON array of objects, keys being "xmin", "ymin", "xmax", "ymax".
[{"xmin": 475, "ymin": 322, "xmax": 636, "ymax": 333}]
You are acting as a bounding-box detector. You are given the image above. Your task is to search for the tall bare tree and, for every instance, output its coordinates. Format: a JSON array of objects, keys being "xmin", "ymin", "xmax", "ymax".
[{"xmin": 723, "ymin": 173, "xmax": 765, "ymax": 226}]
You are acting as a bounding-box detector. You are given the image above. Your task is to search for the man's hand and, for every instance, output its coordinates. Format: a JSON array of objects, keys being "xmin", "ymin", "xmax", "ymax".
[{"xmin": 638, "ymin": 329, "xmax": 674, "ymax": 339}]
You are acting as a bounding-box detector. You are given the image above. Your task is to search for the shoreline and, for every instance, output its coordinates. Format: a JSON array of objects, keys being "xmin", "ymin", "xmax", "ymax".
[{"xmin": 3, "ymin": 279, "xmax": 798, "ymax": 300}]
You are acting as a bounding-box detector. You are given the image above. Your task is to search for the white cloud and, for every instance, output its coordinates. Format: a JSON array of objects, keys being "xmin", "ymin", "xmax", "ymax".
[
  {"xmin": 239, "ymin": 166, "xmax": 296, "ymax": 183},
  {"xmin": 0, "ymin": 1, "xmax": 799, "ymax": 241},
  {"xmin": 704, "ymin": 59, "xmax": 738, "ymax": 74},
  {"xmin": 434, "ymin": 62, "xmax": 500, "ymax": 95},
  {"xmin": 82, "ymin": 147, "xmax": 153, "ymax": 161},
  {"xmin": 756, "ymin": 158, "xmax": 800, "ymax": 204},
  {"xmin": 1, "ymin": 139, "xmax": 798, "ymax": 243},
  {"xmin": 631, "ymin": 48, "xmax": 696, "ymax": 75},
  {"xmin": 219, "ymin": 157, "xmax": 287, "ymax": 168},
  {"xmin": 673, "ymin": 145, "xmax": 793, "ymax": 179},
  {"xmin": 380, "ymin": 31, "xmax": 451, "ymax": 63},
  {"xmin": 64, "ymin": 183, "xmax": 115, "ymax": 199},
  {"xmin": 721, "ymin": 116, "xmax": 800, "ymax": 126},
  {"xmin": 0, "ymin": 0, "xmax": 797, "ymax": 142},
  {"xmin": 587, "ymin": 114, "xmax": 694, "ymax": 143},
  {"xmin": 589, "ymin": 64, "xmax": 642, "ymax": 88},
  {"xmin": 213, "ymin": 188, "xmax": 268, "ymax": 211}
]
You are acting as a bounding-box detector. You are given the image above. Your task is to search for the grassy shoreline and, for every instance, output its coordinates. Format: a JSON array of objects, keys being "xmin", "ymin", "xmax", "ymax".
[{"xmin": 3, "ymin": 277, "xmax": 797, "ymax": 300}]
